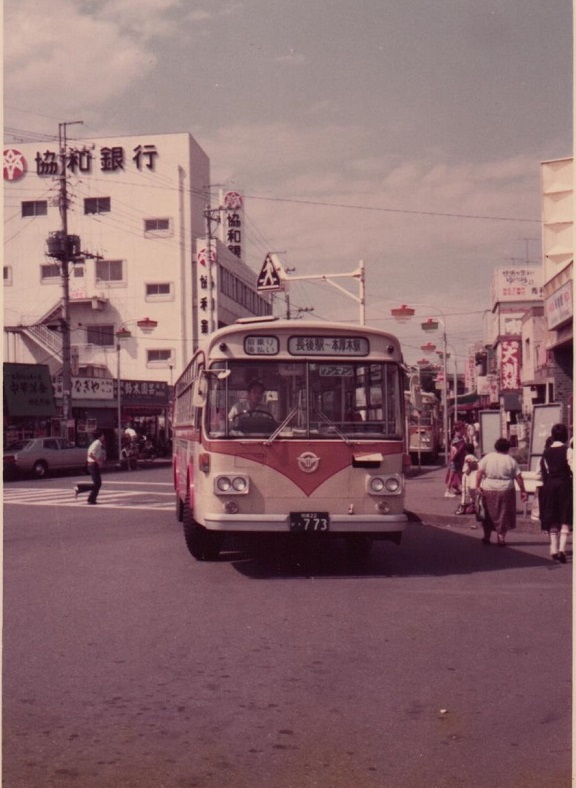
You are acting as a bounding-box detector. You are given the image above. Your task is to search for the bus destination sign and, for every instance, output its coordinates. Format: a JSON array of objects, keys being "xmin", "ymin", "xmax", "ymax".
[{"xmin": 288, "ymin": 336, "xmax": 369, "ymax": 356}]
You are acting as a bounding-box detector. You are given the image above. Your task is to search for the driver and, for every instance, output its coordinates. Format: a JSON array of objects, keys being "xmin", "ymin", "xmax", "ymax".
[{"xmin": 228, "ymin": 380, "xmax": 271, "ymax": 424}]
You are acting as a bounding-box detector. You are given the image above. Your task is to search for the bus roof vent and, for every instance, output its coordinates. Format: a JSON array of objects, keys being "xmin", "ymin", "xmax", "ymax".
[{"xmin": 235, "ymin": 315, "xmax": 279, "ymax": 325}]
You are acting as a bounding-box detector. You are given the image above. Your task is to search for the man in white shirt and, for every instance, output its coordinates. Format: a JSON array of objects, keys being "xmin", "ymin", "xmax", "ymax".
[
  {"xmin": 75, "ymin": 430, "xmax": 106, "ymax": 504},
  {"xmin": 228, "ymin": 381, "xmax": 271, "ymax": 424}
]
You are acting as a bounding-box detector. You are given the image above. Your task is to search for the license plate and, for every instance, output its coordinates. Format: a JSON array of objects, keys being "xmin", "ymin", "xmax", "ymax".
[{"xmin": 290, "ymin": 512, "xmax": 330, "ymax": 532}]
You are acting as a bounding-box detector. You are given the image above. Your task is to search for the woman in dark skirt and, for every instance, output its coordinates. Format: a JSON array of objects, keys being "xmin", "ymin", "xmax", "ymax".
[
  {"xmin": 476, "ymin": 438, "xmax": 528, "ymax": 546},
  {"xmin": 539, "ymin": 423, "xmax": 573, "ymax": 563}
]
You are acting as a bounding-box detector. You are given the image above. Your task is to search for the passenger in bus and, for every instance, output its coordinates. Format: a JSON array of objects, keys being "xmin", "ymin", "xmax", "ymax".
[{"xmin": 228, "ymin": 380, "xmax": 274, "ymax": 428}]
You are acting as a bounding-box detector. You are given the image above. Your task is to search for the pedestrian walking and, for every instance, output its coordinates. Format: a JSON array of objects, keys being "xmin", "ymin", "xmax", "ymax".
[
  {"xmin": 538, "ymin": 423, "xmax": 573, "ymax": 563},
  {"xmin": 476, "ymin": 437, "xmax": 527, "ymax": 546},
  {"xmin": 444, "ymin": 422, "xmax": 466, "ymax": 497},
  {"xmin": 75, "ymin": 430, "xmax": 106, "ymax": 505}
]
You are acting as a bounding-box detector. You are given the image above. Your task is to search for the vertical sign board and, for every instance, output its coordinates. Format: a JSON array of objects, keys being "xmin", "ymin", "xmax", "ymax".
[
  {"xmin": 529, "ymin": 403, "xmax": 563, "ymax": 472},
  {"xmin": 219, "ymin": 190, "xmax": 244, "ymax": 260},
  {"xmin": 195, "ymin": 240, "xmax": 218, "ymax": 337},
  {"xmin": 479, "ymin": 410, "xmax": 501, "ymax": 457}
]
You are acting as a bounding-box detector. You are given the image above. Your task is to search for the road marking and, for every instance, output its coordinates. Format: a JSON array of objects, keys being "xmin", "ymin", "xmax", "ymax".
[{"xmin": 3, "ymin": 487, "xmax": 174, "ymax": 511}]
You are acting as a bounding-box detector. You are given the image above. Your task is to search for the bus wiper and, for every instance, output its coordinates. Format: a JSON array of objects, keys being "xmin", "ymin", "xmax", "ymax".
[
  {"xmin": 264, "ymin": 407, "xmax": 299, "ymax": 445},
  {"xmin": 313, "ymin": 410, "xmax": 352, "ymax": 445}
]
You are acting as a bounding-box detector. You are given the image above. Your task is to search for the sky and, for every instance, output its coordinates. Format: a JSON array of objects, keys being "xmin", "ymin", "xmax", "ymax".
[{"xmin": 4, "ymin": 0, "xmax": 573, "ymax": 369}]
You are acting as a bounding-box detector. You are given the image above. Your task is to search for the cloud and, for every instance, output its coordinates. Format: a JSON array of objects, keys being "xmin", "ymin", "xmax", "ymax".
[
  {"xmin": 5, "ymin": 2, "xmax": 155, "ymax": 114},
  {"xmin": 208, "ymin": 120, "xmax": 541, "ymax": 344}
]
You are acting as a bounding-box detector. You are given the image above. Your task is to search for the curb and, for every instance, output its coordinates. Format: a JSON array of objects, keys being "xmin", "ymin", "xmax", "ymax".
[{"xmin": 407, "ymin": 510, "xmax": 542, "ymax": 534}]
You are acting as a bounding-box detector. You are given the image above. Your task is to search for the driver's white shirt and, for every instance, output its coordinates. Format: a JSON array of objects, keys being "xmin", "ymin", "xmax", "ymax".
[{"xmin": 228, "ymin": 400, "xmax": 270, "ymax": 422}]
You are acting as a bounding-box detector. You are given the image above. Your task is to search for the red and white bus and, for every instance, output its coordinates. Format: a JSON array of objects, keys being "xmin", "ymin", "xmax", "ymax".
[{"xmin": 173, "ymin": 318, "xmax": 411, "ymax": 561}]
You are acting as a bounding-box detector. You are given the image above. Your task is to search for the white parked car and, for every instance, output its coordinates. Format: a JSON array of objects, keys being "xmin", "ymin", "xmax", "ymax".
[{"xmin": 4, "ymin": 438, "xmax": 88, "ymax": 479}]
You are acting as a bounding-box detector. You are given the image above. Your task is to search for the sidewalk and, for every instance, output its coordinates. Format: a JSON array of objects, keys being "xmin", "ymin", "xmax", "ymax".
[{"xmin": 404, "ymin": 465, "xmax": 541, "ymax": 534}]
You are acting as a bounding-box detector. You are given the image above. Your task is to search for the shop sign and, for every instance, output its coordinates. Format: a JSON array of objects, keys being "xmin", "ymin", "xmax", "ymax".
[
  {"xmin": 545, "ymin": 280, "xmax": 573, "ymax": 329},
  {"xmin": 220, "ymin": 190, "xmax": 244, "ymax": 260},
  {"xmin": 499, "ymin": 340, "xmax": 520, "ymax": 390},
  {"xmin": 4, "ymin": 363, "xmax": 56, "ymax": 416},
  {"xmin": 114, "ymin": 380, "xmax": 169, "ymax": 404},
  {"xmin": 53, "ymin": 376, "xmax": 114, "ymax": 400},
  {"xmin": 196, "ymin": 239, "xmax": 218, "ymax": 336},
  {"xmin": 25, "ymin": 143, "xmax": 160, "ymax": 179}
]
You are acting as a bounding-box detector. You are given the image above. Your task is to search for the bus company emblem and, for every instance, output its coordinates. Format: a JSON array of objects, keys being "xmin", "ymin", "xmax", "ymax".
[{"xmin": 297, "ymin": 451, "xmax": 320, "ymax": 473}]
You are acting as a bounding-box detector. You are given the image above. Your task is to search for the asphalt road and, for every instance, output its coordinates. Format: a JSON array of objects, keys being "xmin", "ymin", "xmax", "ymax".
[{"xmin": 3, "ymin": 466, "xmax": 572, "ymax": 788}]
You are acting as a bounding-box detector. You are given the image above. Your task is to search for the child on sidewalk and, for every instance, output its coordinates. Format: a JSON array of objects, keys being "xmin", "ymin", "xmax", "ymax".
[{"xmin": 455, "ymin": 443, "xmax": 478, "ymax": 515}]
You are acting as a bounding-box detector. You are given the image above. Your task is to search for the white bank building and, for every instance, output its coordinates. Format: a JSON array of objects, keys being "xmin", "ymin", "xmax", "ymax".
[{"xmin": 3, "ymin": 132, "xmax": 271, "ymax": 452}]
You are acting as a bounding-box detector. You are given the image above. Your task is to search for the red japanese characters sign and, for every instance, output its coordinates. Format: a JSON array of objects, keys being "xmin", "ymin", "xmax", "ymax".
[{"xmin": 499, "ymin": 340, "xmax": 520, "ymax": 390}]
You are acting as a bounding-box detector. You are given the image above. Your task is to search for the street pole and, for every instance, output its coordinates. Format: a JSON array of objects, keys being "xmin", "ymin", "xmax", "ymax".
[
  {"xmin": 441, "ymin": 328, "xmax": 449, "ymax": 466},
  {"xmin": 57, "ymin": 121, "xmax": 83, "ymax": 436},
  {"xmin": 117, "ymin": 338, "xmax": 122, "ymax": 463}
]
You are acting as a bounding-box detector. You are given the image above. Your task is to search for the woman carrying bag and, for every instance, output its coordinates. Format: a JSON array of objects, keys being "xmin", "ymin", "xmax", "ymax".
[{"xmin": 475, "ymin": 438, "xmax": 527, "ymax": 546}]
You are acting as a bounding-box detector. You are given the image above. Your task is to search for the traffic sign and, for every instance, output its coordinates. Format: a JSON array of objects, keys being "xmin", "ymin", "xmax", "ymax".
[{"xmin": 257, "ymin": 254, "xmax": 282, "ymax": 290}]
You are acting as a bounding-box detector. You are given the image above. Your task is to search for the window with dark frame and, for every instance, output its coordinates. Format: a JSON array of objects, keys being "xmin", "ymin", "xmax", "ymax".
[
  {"xmin": 40, "ymin": 264, "xmax": 60, "ymax": 280},
  {"xmin": 84, "ymin": 196, "xmax": 111, "ymax": 214},
  {"xmin": 95, "ymin": 259, "xmax": 123, "ymax": 282},
  {"xmin": 147, "ymin": 349, "xmax": 172, "ymax": 363},
  {"xmin": 22, "ymin": 201, "xmax": 48, "ymax": 217},
  {"xmin": 144, "ymin": 218, "xmax": 170, "ymax": 232},
  {"xmin": 86, "ymin": 324, "xmax": 115, "ymax": 347},
  {"xmin": 146, "ymin": 283, "xmax": 171, "ymax": 297}
]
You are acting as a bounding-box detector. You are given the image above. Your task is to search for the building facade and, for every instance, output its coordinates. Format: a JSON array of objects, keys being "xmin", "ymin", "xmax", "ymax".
[
  {"xmin": 3, "ymin": 132, "xmax": 271, "ymax": 451},
  {"xmin": 541, "ymin": 157, "xmax": 573, "ymax": 428}
]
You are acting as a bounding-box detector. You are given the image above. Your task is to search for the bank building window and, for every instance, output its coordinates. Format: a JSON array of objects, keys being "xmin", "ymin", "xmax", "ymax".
[
  {"xmin": 145, "ymin": 282, "xmax": 173, "ymax": 301},
  {"xmin": 84, "ymin": 196, "xmax": 111, "ymax": 215},
  {"xmin": 96, "ymin": 259, "xmax": 124, "ymax": 284},
  {"xmin": 22, "ymin": 200, "xmax": 48, "ymax": 217},
  {"xmin": 144, "ymin": 218, "xmax": 172, "ymax": 237},
  {"xmin": 40, "ymin": 263, "xmax": 60, "ymax": 282}
]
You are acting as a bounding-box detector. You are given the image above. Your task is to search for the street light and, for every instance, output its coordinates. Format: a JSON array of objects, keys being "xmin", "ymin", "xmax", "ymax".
[
  {"xmin": 116, "ymin": 317, "xmax": 158, "ymax": 465},
  {"xmin": 391, "ymin": 304, "xmax": 450, "ymax": 466}
]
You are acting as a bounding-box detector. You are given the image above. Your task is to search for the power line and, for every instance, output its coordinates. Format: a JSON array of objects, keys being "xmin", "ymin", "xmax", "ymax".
[{"xmin": 240, "ymin": 194, "xmax": 540, "ymax": 224}]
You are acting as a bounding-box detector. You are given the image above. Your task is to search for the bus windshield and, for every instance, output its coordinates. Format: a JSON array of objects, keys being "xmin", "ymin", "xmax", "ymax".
[{"xmin": 206, "ymin": 360, "xmax": 403, "ymax": 440}]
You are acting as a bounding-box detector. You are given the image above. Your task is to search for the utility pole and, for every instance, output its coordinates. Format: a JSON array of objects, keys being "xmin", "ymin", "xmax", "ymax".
[
  {"xmin": 55, "ymin": 121, "xmax": 82, "ymax": 434},
  {"xmin": 204, "ymin": 205, "xmax": 221, "ymax": 334}
]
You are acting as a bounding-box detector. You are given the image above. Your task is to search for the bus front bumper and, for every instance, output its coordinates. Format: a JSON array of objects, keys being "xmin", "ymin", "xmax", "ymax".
[{"xmin": 203, "ymin": 512, "xmax": 408, "ymax": 536}]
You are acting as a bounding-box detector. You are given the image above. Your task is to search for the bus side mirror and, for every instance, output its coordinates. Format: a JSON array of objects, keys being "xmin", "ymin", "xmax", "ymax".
[
  {"xmin": 192, "ymin": 369, "xmax": 230, "ymax": 407},
  {"xmin": 192, "ymin": 376, "xmax": 208, "ymax": 407},
  {"xmin": 409, "ymin": 374, "xmax": 422, "ymax": 410}
]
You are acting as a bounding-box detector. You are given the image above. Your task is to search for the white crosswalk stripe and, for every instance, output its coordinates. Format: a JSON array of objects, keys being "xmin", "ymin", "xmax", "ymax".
[{"xmin": 3, "ymin": 487, "xmax": 174, "ymax": 511}]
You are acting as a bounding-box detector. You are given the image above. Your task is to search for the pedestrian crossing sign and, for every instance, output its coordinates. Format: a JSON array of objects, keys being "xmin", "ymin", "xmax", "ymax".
[{"xmin": 257, "ymin": 254, "xmax": 282, "ymax": 290}]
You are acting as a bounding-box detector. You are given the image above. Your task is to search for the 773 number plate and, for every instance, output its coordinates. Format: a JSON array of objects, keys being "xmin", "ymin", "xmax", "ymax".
[{"xmin": 290, "ymin": 512, "xmax": 330, "ymax": 532}]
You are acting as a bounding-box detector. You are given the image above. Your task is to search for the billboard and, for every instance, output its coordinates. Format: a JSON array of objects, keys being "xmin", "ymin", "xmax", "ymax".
[{"xmin": 491, "ymin": 267, "xmax": 542, "ymax": 304}]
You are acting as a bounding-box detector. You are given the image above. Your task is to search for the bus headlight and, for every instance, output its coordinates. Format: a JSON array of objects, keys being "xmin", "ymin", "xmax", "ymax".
[
  {"xmin": 215, "ymin": 474, "xmax": 249, "ymax": 494},
  {"xmin": 367, "ymin": 475, "xmax": 402, "ymax": 495}
]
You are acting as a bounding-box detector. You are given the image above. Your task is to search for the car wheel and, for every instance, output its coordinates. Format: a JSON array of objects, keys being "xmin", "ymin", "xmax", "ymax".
[
  {"xmin": 33, "ymin": 460, "xmax": 49, "ymax": 479},
  {"xmin": 182, "ymin": 494, "xmax": 222, "ymax": 561}
]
